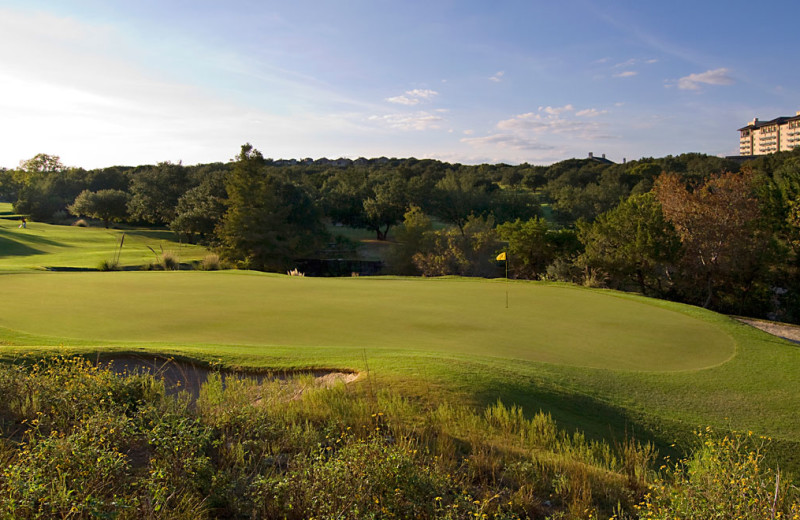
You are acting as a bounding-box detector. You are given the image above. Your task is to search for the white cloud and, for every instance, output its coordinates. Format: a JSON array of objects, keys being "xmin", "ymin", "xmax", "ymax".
[
  {"xmin": 497, "ymin": 111, "xmax": 596, "ymax": 135},
  {"xmin": 386, "ymin": 95, "xmax": 419, "ymax": 105},
  {"xmin": 489, "ymin": 71, "xmax": 505, "ymax": 83},
  {"xmin": 614, "ymin": 58, "xmax": 637, "ymax": 68},
  {"xmin": 368, "ymin": 111, "xmax": 443, "ymax": 131},
  {"xmin": 676, "ymin": 68, "xmax": 734, "ymax": 90},
  {"xmin": 461, "ymin": 134, "xmax": 555, "ymax": 151},
  {"xmin": 645, "ymin": 59, "xmax": 659, "ymax": 64},
  {"xmin": 407, "ymin": 88, "xmax": 438, "ymax": 99},
  {"xmin": 576, "ymin": 108, "xmax": 608, "ymax": 117},
  {"xmin": 461, "ymin": 103, "xmax": 616, "ymax": 158},
  {"xmin": 386, "ymin": 88, "xmax": 438, "ymax": 105},
  {"xmin": 539, "ymin": 104, "xmax": 574, "ymax": 116},
  {"xmin": 614, "ymin": 71, "xmax": 637, "ymax": 78}
]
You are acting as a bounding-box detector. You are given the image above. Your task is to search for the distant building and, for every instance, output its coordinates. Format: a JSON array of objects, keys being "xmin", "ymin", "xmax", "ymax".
[
  {"xmin": 587, "ymin": 152, "xmax": 615, "ymax": 164},
  {"xmin": 738, "ymin": 111, "xmax": 800, "ymax": 156}
]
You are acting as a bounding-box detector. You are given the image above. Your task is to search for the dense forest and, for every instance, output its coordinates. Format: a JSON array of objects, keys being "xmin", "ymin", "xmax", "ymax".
[{"xmin": 2, "ymin": 146, "xmax": 799, "ymax": 323}]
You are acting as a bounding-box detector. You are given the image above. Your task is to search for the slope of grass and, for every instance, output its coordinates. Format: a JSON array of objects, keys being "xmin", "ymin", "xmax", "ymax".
[{"xmin": 0, "ymin": 202, "xmax": 208, "ymax": 270}]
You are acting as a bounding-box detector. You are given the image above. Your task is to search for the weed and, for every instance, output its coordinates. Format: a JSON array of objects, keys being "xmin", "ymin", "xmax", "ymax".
[
  {"xmin": 638, "ymin": 428, "xmax": 800, "ymax": 519},
  {"xmin": 99, "ymin": 258, "xmax": 120, "ymax": 271},
  {"xmin": 161, "ymin": 250, "xmax": 180, "ymax": 270},
  {"xmin": 0, "ymin": 356, "xmax": 797, "ymax": 519}
]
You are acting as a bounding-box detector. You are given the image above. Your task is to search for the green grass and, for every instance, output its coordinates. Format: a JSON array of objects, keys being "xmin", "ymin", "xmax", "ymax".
[
  {"xmin": 0, "ymin": 202, "xmax": 209, "ymax": 270},
  {"xmin": 1, "ymin": 271, "xmax": 799, "ymax": 466},
  {"xmin": 0, "ymin": 272, "xmax": 732, "ymax": 372},
  {"xmin": 2, "ymin": 206, "xmax": 800, "ymax": 471}
]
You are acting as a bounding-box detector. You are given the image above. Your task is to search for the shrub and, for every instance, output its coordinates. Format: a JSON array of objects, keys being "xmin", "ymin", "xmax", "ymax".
[
  {"xmin": 199, "ymin": 253, "xmax": 221, "ymax": 271},
  {"xmin": 638, "ymin": 428, "xmax": 800, "ymax": 520},
  {"xmin": 161, "ymin": 251, "xmax": 180, "ymax": 270},
  {"xmin": 99, "ymin": 258, "xmax": 120, "ymax": 271},
  {"xmin": 545, "ymin": 257, "xmax": 581, "ymax": 283}
]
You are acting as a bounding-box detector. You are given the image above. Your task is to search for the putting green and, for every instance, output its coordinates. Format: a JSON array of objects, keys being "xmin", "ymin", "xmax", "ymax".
[{"xmin": 0, "ymin": 271, "xmax": 734, "ymax": 371}]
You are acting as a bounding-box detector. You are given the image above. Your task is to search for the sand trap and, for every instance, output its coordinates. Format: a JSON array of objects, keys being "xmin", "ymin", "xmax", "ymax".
[
  {"xmin": 95, "ymin": 355, "xmax": 359, "ymax": 399},
  {"xmin": 735, "ymin": 317, "xmax": 800, "ymax": 344}
]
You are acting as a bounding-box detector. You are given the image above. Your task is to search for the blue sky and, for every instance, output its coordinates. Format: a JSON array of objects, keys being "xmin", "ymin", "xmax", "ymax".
[{"xmin": 2, "ymin": 0, "xmax": 799, "ymax": 168}]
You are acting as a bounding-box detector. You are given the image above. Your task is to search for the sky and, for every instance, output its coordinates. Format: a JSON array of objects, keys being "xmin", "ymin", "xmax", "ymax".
[{"xmin": 2, "ymin": 0, "xmax": 800, "ymax": 169}]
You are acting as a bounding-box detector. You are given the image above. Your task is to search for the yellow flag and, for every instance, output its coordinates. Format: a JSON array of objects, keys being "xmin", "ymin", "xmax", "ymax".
[{"xmin": 496, "ymin": 252, "xmax": 506, "ymax": 261}]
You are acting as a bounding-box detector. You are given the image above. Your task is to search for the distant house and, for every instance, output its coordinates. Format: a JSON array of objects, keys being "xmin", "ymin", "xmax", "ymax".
[{"xmin": 587, "ymin": 152, "xmax": 615, "ymax": 164}]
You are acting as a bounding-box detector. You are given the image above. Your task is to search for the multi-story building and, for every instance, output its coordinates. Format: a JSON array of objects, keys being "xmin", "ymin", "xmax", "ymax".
[{"xmin": 739, "ymin": 112, "xmax": 800, "ymax": 156}]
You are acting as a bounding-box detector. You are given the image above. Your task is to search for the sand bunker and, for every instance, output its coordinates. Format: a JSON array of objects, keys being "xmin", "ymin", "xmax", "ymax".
[
  {"xmin": 735, "ymin": 318, "xmax": 800, "ymax": 344},
  {"xmin": 96, "ymin": 355, "xmax": 358, "ymax": 399}
]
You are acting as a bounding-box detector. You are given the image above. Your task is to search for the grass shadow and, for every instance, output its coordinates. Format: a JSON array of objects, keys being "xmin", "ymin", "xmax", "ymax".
[
  {"xmin": 473, "ymin": 377, "xmax": 679, "ymax": 450},
  {"xmin": 0, "ymin": 234, "xmax": 44, "ymax": 257},
  {"xmin": 0, "ymin": 227, "xmax": 63, "ymax": 248}
]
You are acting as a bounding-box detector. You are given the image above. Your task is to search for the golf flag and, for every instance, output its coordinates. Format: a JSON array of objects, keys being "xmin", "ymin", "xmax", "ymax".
[{"xmin": 496, "ymin": 252, "xmax": 506, "ymax": 261}]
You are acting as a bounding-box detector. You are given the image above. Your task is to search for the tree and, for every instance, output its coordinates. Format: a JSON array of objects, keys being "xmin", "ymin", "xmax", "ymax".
[
  {"xmin": 362, "ymin": 174, "xmax": 409, "ymax": 240},
  {"xmin": 654, "ymin": 171, "xmax": 771, "ymax": 309},
  {"xmin": 487, "ymin": 189, "xmax": 540, "ymax": 224},
  {"xmin": 496, "ymin": 217, "xmax": 554, "ymax": 279},
  {"xmin": 11, "ymin": 155, "xmax": 91, "ymax": 221},
  {"xmin": 389, "ymin": 205, "xmax": 432, "ymax": 275},
  {"xmin": 170, "ymin": 169, "xmax": 228, "ymax": 243},
  {"xmin": 127, "ymin": 162, "xmax": 190, "ymax": 224},
  {"xmin": 68, "ymin": 189, "xmax": 130, "ymax": 228},
  {"xmin": 319, "ymin": 168, "xmax": 370, "ymax": 227},
  {"xmin": 412, "ymin": 215, "xmax": 500, "ymax": 277},
  {"xmin": 18, "ymin": 153, "xmax": 65, "ymax": 175},
  {"xmin": 217, "ymin": 144, "xmax": 328, "ymax": 271},
  {"xmin": 578, "ymin": 192, "xmax": 680, "ymax": 294},
  {"xmin": 430, "ymin": 170, "xmax": 489, "ymax": 234}
]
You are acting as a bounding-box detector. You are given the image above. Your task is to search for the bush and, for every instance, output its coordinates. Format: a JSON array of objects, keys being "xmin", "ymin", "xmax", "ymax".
[
  {"xmin": 99, "ymin": 258, "xmax": 120, "ymax": 271},
  {"xmin": 161, "ymin": 251, "xmax": 179, "ymax": 270},
  {"xmin": 199, "ymin": 253, "xmax": 221, "ymax": 271},
  {"xmin": 638, "ymin": 428, "xmax": 800, "ymax": 520},
  {"xmin": 4, "ymin": 357, "xmax": 794, "ymax": 519}
]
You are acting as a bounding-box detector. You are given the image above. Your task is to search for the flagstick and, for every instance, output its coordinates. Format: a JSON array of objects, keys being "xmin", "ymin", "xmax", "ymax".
[{"xmin": 505, "ymin": 253, "xmax": 509, "ymax": 309}]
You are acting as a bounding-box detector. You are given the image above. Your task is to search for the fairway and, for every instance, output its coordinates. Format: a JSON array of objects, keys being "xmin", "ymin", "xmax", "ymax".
[
  {"xmin": 0, "ymin": 270, "xmax": 733, "ymax": 371},
  {"xmin": 0, "ymin": 204, "xmax": 208, "ymax": 271}
]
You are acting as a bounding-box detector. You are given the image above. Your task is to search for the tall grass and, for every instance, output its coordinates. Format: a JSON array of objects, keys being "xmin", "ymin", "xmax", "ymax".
[{"xmin": 0, "ymin": 356, "xmax": 796, "ymax": 519}]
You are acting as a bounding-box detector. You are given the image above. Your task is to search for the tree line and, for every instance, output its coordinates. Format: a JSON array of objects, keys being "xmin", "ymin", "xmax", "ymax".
[{"xmin": 2, "ymin": 145, "xmax": 799, "ymax": 322}]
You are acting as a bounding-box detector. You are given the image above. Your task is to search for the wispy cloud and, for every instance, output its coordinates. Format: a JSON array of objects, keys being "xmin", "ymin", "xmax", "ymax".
[
  {"xmin": 463, "ymin": 105, "xmax": 613, "ymax": 154},
  {"xmin": 614, "ymin": 58, "xmax": 637, "ymax": 68},
  {"xmin": 386, "ymin": 88, "xmax": 438, "ymax": 105},
  {"xmin": 576, "ymin": 108, "xmax": 608, "ymax": 117},
  {"xmin": 614, "ymin": 71, "xmax": 637, "ymax": 78},
  {"xmin": 368, "ymin": 111, "xmax": 443, "ymax": 131},
  {"xmin": 539, "ymin": 104, "xmax": 574, "ymax": 116},
  {"xmin": 489, "ymin": 71, "xmax": 505, "ymax": 83},
  {"xmin": 675, "ymin": 68, "xmax": 734, "ymax": 90},
  {"xmin": 461, "ymin": 134, "xmax": 555, "ymax": 151}
]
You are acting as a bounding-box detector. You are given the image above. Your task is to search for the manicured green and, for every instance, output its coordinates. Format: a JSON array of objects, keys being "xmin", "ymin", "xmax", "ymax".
[{"xmin": 0, "ymin": 271, "xmax": 732, "ymax": 372}]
